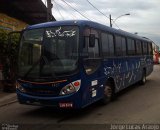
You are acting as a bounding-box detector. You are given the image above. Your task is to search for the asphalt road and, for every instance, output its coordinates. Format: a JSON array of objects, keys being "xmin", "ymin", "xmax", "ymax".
[{"xmin": 0, "ymin": 65, "xmax": 160, "ymax": 129}]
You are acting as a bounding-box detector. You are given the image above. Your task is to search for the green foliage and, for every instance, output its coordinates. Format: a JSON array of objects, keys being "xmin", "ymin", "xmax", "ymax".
[
  {"xmin": 8, "ymin": 32, "xmax": 20, "ymax": 62},
  {"xmin": 0, "ymin": 29, "xmax": 8, "ymax": 58},
  {"xmin": 0, "ymin": 29, "xmax": 20, "ymax": 81}
]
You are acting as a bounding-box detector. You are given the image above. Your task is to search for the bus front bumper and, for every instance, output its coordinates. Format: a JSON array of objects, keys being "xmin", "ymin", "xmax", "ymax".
[{"xmin": 16, "ymin": 90, "xmax": 82, "ymax": 109}]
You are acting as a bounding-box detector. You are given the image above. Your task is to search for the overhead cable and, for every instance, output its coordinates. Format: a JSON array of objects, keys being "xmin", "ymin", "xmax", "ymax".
[
  {"xmin": 52, "ymin": 0, "xmax": 77, "ymax": 20},
  {"xmin": 53, "ymin": 0, "xmax": 64, "ymax": 20},
  {"xmin": 61, "ymin": 0, "xmax": 91, "ymax": 20},
  {"xmin": 86, "ymin": 0, "xmax": 110, "ymax": 19}
]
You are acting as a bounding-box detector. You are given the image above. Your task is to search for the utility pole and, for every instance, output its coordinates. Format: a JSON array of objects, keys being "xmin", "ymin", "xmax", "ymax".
[
  {"xmin": 109, "ymin": 14, "xmax": 112, "ymax": 27},
  {"xmin": 109, "ymin": 13, "xmax": 130, "ymax": 28},
  {"xmin": 47, "ymin": 0, "xmax": 53, "ymax": 22}
]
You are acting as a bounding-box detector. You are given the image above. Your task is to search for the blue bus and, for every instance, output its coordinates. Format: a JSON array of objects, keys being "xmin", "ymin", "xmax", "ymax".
[{"xmin": 16, "ymin": 20, "xmax": 153, "ymax": 109}]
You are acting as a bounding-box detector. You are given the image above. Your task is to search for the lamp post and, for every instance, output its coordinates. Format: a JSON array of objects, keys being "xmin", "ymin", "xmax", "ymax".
[{"xmin": 109, "ymin": 13, "xmax": 130, "ymax": 27}]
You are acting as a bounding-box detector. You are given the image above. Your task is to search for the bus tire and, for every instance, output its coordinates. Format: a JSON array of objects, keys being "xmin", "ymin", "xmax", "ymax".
[
  {"xmin": 100, "ymin": 82, "xmax": 114, "ymax": 105},
  {"xmin": 140, "ymin": 70, "xmax": 146, "ymax": 85}
]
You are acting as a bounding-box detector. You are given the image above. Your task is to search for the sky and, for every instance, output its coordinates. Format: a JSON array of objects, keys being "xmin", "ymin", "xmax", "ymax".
[{"xmin": 42, "ymin": 0, "xmax": 160, "ymax": 45}]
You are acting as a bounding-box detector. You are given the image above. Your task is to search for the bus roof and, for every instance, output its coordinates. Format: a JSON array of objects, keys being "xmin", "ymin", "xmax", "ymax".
[{"xmin": 26, "ymin": 20, "xmax": 152, "ymax": 42}]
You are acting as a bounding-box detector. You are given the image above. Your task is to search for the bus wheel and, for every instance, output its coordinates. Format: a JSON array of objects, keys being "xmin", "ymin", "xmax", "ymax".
[
  {"xmin": 101, "ymin": 83, "xmax": 114, "ymax": 104},
  {"xmin": 140, "ymin": 70, "xmax": 146, "ymax": 85}
]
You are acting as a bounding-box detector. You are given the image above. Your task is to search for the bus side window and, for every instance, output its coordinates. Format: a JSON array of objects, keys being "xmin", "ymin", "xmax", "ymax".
[
  {"xmin": 142, "ymin": 42, "xmax": 148, "ymax": 55},
  {"xmin": 148, "ymin": 42, "xmax": 153, "ymax": 55},
  {"xmin": 115, "ymin": 36, "xmax": 126, "ymax": 56},
  {"xmin": 135, "ymin": 40, "xmax": 142, "ymax": 55},
  {"xmin": 83, "ymin": 28, "xmax": 100, "ymax": 58},
  {"xmin": 83, "ymin": 28, "xmax": 101, "ymax": 75},
  {"xmin": 115, "ymin": 35, "xmax": 122, "ymax": 56},
  {"xmin": 101, "ymin": 33, "xmax": 114, "ymax": 57},
  {"xmin": 108, "ymin": 34, "xmax": 114, "ymax": 56},
  {"xmin": 101, "ymin": 33, "xmax": 109, "ymax": 57},
  {"xmin": 88, "ymin": 38, "xmax": 100, "ymax": 58},
  {"xmin": 127, "ymin": 38, "xmax": 135, "ymax": 56},
  {"xmin": 121, "ymin": 37, "xmax": 126, "ymax": 56}
]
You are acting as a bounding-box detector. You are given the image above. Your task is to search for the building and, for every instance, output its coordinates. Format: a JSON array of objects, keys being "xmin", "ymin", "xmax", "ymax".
[
  {"xmin": 0, "ymin": 0, "xmax": 56, "ymax": 82},
  {"xmin": 0, "ymin": 13, "xmax": 27, "ymax": 31},
  {"xmin": 0, "ymin": 0, "xmax": 56, "ymax": 31}
]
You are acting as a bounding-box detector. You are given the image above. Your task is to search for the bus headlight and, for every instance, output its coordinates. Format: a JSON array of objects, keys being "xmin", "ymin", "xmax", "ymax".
[
  {"xmin": 16, "ymin": 82, "xmax": 26, "ymax": 93},
  {"xmin": 60, "ymin": 80, "xmax": 81, "ymax": 96}
]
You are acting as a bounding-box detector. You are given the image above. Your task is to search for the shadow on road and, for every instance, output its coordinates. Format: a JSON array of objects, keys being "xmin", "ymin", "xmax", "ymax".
[{"xmin": 21, "ymin": 101, "xmax": 105, "ymax": 123}]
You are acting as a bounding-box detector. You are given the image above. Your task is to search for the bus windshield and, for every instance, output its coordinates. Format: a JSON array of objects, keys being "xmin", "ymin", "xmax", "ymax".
[{"xmin": 18, "ymin": 26, "xmax": 79, "ymax": 79}]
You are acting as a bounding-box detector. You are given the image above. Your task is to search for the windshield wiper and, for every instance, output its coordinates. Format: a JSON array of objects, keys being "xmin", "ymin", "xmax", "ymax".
[
  {"xmin": 23, "ymin": 56, "xmax": 57, "ymax": 79},
  {"xmin": 23, "ymin": 58, "xmax": 41, "ymax": 78}
]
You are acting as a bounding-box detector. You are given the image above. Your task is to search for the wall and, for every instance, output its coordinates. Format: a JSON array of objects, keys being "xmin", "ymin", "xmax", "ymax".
[
  {"xmin": 0, "ymin": 13, "xmax": 28, "ymax": 31},
  {"xmin": 0, "ymin": 13, "xmax": 28, "ymax": 82}
]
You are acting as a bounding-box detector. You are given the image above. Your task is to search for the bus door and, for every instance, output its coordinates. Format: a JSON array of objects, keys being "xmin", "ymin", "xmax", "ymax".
[{"xmin": 82, "ymin": 28, "xmax": 103, "ymax": 104}]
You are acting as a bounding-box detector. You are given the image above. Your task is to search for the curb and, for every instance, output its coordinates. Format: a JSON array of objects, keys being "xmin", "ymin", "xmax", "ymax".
[
  {"xmin": 0, "ymin": 93, "xmax": 16, "ymax": 102},
  {"xmin": 0, "ymin": 93, "xmax": 17, "ymax": 107},
  {"xmin": 0, "ymin": 99, "xmax": 18, "ymax": 107}
]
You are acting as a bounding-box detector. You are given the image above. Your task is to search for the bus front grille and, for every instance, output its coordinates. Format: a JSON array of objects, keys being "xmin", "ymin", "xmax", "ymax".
[{"xmin": 25, "ymin": 88, "xmax": 60, "ymax": 97}]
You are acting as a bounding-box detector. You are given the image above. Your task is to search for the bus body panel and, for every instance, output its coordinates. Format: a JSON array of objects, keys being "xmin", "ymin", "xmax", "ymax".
[
  {"xmin": 16, "ymin": 20, "xmax": 154, "ymax": 109},
  {"xmin": 17, "ymin": 89, "xmax": 82, "ymax": 108}
]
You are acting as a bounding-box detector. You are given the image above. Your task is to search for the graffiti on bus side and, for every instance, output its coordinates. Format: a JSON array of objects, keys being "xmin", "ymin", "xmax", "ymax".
[{"xmin": 103, "ymin": 57, "xmax": 152, "ymax": 90}]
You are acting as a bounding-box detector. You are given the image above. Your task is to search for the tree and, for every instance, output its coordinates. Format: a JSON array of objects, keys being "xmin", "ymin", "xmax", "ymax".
[{"xmin": 0, "ymin": 29, "xmax": 20, "ymax": 91}]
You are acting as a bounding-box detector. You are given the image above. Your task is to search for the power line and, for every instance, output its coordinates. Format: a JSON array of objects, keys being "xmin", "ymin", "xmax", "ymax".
[
  {"xmin": 61, "ymin": 0, "xmax": 91, "ymax": 20},
  {"xmin": 85, "ymin": 0, "xmax": 110, "ymax": 20},
  {"xmin": 72, "ymin": 0, "xmax": 102, "ymax": 22},
  {"xmin": 52, "ymin": 0, "xmax": 77, "ymax": 20},
  {"xmin": 112, "ymin": 21, "xmax": 121, "ymax": 29},
  {"xmin": 52, "ymin": 0, "xmax": 121, "ymax": 28},
  {"xmin": 85, "ymin": 0, "xmax": 125, "ymax": 28},
  {"xmin": 53, "ymin": 0, "xmax": 64, "ymax": 20}
]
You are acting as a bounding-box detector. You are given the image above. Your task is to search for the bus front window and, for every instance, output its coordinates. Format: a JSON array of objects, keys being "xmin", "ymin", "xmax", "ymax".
[{"xmin": 18, "ymin": 26, "xmax": 79, "ymax": 79}]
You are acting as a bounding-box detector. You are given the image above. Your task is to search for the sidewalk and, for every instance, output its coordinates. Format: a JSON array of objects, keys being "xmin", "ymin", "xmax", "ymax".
[
  {"xmin": 0, "ymin": 81, "xmax": 17, "ymax": 107},
  {"xmin": 0, "ymin": 83, "xmax": 17, "ymax": 106},
  {"xmin": 0, "ymin": 81, "xmax": 3, "ymax": 90}
]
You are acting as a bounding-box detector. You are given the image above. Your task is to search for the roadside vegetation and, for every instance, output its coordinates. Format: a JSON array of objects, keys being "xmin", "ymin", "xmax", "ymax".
[{"xmin": 0, "ymin": 29, "xmax": 20, "ymax": 91}]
